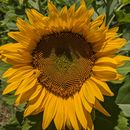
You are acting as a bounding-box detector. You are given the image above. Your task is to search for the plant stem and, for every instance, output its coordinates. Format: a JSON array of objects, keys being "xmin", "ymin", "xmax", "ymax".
[
  {"xmin": 107, "ymin": 4, "xmax": 126, "ymax": 27},
  {"xmin": 103, "ymin": 0, "xmax": 107, "ymax": 5}
]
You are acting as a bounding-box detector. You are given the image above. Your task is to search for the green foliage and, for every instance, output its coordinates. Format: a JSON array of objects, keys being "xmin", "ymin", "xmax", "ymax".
[
  {"xmin": 121, "ymin": 0, "xmax": 130, "ymax": 4},
  {"xmin": 116, "ymin": 76, "xmax": 130, "ymax": 104},
  {"xmin": 118, "ymin": 61, "xmax": 130, "ymax": 75},
  {"xmin": 116, "ymin": 10, "xmax": 130, "ymax": 23},
  {"xmin": 0, "ymin": 0, "xmax": 130, "ymax": 130},
  {"xmin": 114, "ymin": 112, "xmax": 130, "ymax": 130},
  {"xmin": 116, "ymin": 76, "xmax": 130, "ymax": 117}
]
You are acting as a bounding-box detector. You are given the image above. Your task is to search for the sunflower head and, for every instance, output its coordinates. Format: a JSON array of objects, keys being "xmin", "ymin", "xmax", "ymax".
[
  {"xmin": 0, "ymin": 0, "xmax": 130, "ymax": 130},
  {"xmin": 32, "ymin": 31, "xmax": 96, "ymax": 98}
]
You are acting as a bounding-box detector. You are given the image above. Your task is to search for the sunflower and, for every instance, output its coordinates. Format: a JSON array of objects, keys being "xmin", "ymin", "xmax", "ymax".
[{"xmin": 0, "ymin": 0, "xmax": 130, "ymax": 130}]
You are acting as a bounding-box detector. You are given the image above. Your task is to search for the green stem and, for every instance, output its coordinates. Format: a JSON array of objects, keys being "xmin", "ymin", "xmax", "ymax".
[
  {"xmin": 37, "ymin": 0, "xmax": 41, "ymax": 12},
  {"xmin": 103, "ymin": 0, "xmax": 107, "ymax": 5},
  {"xmin": 107, "ymin": 4, "xmax": 126, "ymax": 27}
]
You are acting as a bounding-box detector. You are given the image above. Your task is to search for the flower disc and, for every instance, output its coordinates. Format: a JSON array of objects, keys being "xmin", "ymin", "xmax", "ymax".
[{"xmin": 32, "ymin": 32, "xmax": 95, "ymax": 98}]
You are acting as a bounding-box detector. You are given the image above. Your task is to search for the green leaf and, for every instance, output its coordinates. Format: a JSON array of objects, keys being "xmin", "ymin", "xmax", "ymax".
[
  {"xmin": 121, "ymin": 41, "xmax": 130, "ymax": 51},
  {"xmin": 116, "ymin": 76, "xmax": 130, "ymax": 104},
  {"xmin": 111, "ymin": 60, "xmax": 130, "ymax": 84},
  {"xmin": 116, "ymin": 76, "xmax": 130, "ymax": 117},
  {"xmin": 121, "ymin": 0, "xmax": 130, "ymax": 5},
  {"xmin": 2, "ymin": 95, "xmax": 16, "ymax": 105},
  {"xmin": 6, "ymin": 22, "xmax": 17, "ymax": 30},
  {"xmin": 0, "ymin": 102, "xmax": 14, "ymax": 127},
  {"xmin": 85, "ymin": 0, "xmax": 94, "ymax": 6},
  {"xmin": 25, "ymin": 113, "xmax": 57, "ymax": 130},
  {"xmin": 109, "ymin": 0, "xmax": 118, "ymax": 16},
  {"xmin": 0, "ymin": 61, "xmax": 11, "ymax": 75},
  {"xmin": 114, "ymin": 112, "xmax": 129, "ymax": 130},
  {"xmin": 1, "ymin": 109, "xmax": 26, "ymax": 130},
  {"xmin": 116, "ymin": 10, "xmax": 130, "ymax": 23},
  {"xmin": 118, "ymin": 104, "xmax": 130, "ymax": 117},
  {"xmin": 22, "ymin": 119, "xmax": 32, "ymax": 130},
  {"xmin": 28, "ymin": 0, "xmax": 40, "ymax": 10},
  {"xmin": 26, "ymin": 113, "xmax": 43, "ymax": 130},
  {"xmin": 94, "ymin": 82, "xmax": 121, "ymax": 130},
  {"xmin": 18, "ymin": 0, "xmax": 24, "ymax": 5},
  {"xmin": 0, "ymin": 127, "xmax": 5, "ymax": 130},
  {"xmin": 117, "ymin": 61, "xmax": 130, "ymax": 75},
  {"xmin": 4, "ymin": 124, "xmax": 21, "ymax": 130},
  {"xmin": 16, "ymin": 111, "xmax": 24, "ymax": 125}
]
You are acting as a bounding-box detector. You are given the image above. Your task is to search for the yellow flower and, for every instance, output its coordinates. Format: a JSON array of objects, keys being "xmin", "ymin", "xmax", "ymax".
[{"xmin": 0, "ymin": 1, "xmax": 130, "ymax": 130}]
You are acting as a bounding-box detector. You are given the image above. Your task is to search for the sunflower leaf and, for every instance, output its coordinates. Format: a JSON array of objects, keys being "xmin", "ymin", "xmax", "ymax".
[
  {"xmin": 114, "ymin": 112, "xmax": 129, "ymax": 130},
  {"xmin": 117, "ymin": 61, "xmax": 130, "ymax": 75},
  {"xmin": 22, "ymin": 119, "xmax": 32, "ymax": 130},
  {"xmin": 2, "ymin": 95, "xmax": 16, "ymax": 106},
  {"xmin": 121, "ymin": 41, "xmax": 130, "ymax": 51},
  {"xmin": 121, "ymin": 0, "xmax": 130, "ymax": 5},
  {"xmin": 25, "ymin": 113, "xmax": 43, "ymax": 130},
  {"xmin": 116, "ymin": 10, "xmax": 130, "ymax": 23},
  {"xmin": 116, "ymin": 76, "xmax": 130, "ymax": 117},
  {"xmin": 116, "ymin": 76, "xmax": 130, "ymax": 104},
  {"xmin": 118, "ymin": 104, "xmax": 130, "ymax": 117}
]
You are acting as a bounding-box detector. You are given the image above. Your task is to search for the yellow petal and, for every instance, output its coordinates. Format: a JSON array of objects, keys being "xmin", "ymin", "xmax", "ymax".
[
  {"xmin": 42, "ymin": 94, "xmax": 56, "ymax": 129},
  {"xmin": 84, "ymin": 110, "xmax": 94, "ymax": 130},
  {"xmin": 96, "ymin": 38, "xmax": 126, "ymax": 57},
  {"xmin": 7, "ymin": 69, "xmax": 33, "ymax": 83},
  {"xmin": 79, "ymin": 88, "xmax": 93, "ymax": 112},
  {"xmin": 95, "ymin": 57, "xmax": 117, "ymax": 68},
  {"xmin": 48, "ymin": 2, "xmax": 58, "ymax": 18},
  {"xmin": 74, "ymin": 93, "xmax": 87, "ymax": 129},
  {"xmin": 88, "ymin": 80, "xmax": 104, "ymax": 102},
  {"xmin": 91, "ymin": 77, "xmax": 114, "ymax": 96},
  {"xmin": 66, "ymin": 118, "xmax": 73, "ymax": 130},
  {"xmin": 62, "ymin": 100, "xmax": 67, "ymax": 129},
  {"xmin": 25, "ymin": 9, "xmax": 46, "ymax": 24},
  {"xmin": 115, "ymin": 73, "xmax": 124, "ymax": 80},
  {"xmin": 108, "ymin": 27, "xmax": 119, "ymax": 33},
  {"xmin": 15, "ymin": 86, "xmax": 35, "ymax": 105},
  {"xmin": 2, "ymin": 80, "xmax": 21, "ymax": 95},
  {"xmin": 80, "ymin": 0, "xmax": 86, "ymax": 5},
  {"xmin": 93, "ymin": 66, "xmax": 117, "ymax": 81},
  {"xmin": 86, "ymin": 8, "xmax": 94, "ymax": 20},
  {"xmin": 66, "ymin": 98, "xmax": 79, "ymax": 130},
  {"xmin": 86, "ymin": 29, "xmax": 105, "ymax": 43},
  {"xmin": 17, "ymin": 18, "xmax": 34, "ymax": 32},
  {"xmin": 8, "ymin": 32, "xmax": 37, "ymax": 49},
  {"xmin": 29, "ymin": 84, "xmax": 42, "ymax": 101},
  {"xmin": 68, "ymin": 4, "xmax": 75, "ymax": 17},
  {"xmin": 0, "ymin": 43, "xmax": 24, "ymax": 53},
  {"xmin": 114, "ymin": 55, "xmax": 130, "ymax": 67},
  {"xmin": 3, "ymin": 66, "xmax": 33, "ymax": 78},
  {"xmin": 82, "ymin": 82, "xmax": 95, "ymax": 104},
  {"xmin": 95, "ymin": 99, "xmax": 110, "ymax": 116},
  {"xmin": 3, "ymin": 68, "xmax": 17, "ymax": 78},
  {"xmin": 24, "ymin": 88, "xmax": 45, "ymax": 116},
  {"xmin": 54, "ymin": 98, "xmax": 64, "ymax": 130},
  {"xmin": 32, "ymin": 90, "xmax": 49, "ymax": 115},
  {"xmin": 60, "ymin": 6, "xmax": 68, "ymax": 20},
  {"xmin": 105, "ymin": 27, "xmax": 119, "ymax": 39},
  {"xmin": 3, "ymin": 50, "xmax": 32, "ymax": 62},
  {"xmin": 91, "ymin": 15, "xmax": 105, "ymax": 29},
  {"xmin": 74, "ymin": 0, "xmax": 88, "ymax": 19},
  {"xmin": 15, "ymin": 75, "xmax": 37, "ymax": 95},
  {"xmin": 17, "ymin": 18, "xmax": 41, "ymax": 40}
]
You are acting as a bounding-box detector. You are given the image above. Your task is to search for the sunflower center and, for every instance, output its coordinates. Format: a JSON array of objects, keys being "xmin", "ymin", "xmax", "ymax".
[{"xmin": 32, "ymin": 32, "xmax": 95, "ymax": 98}]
